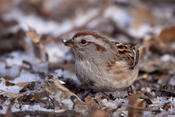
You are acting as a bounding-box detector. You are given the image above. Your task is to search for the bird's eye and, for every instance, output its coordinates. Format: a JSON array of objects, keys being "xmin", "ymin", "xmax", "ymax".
[{"xmin": 81, "ymin": 39, "xmax": 87, "ymax": 44}]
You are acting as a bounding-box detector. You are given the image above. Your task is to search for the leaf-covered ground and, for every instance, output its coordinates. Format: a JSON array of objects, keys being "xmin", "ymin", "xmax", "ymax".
[{"xmin": 0, "ymin": 0, "xmax": 175, "ymax": 117}]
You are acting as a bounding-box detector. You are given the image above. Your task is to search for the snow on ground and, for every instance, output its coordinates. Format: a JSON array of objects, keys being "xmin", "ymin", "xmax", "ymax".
[
  {"xmin": 4, "ymin": 9, "xmax": 59, "ymax": 34},
  {"xmin": 45, "ymin": 42, "xmax": 71, "ymax": 63},
  {"xmin": 12, "ymin": 70, "xmax": 41, "ymax": 83},
  {"xmin": 0, "ymin": 104, "xmax": 55, "ymax": 114},
  {"xmin": 0, "ymin": 78, "xmax": 22, "ymax": 94},
  {"xmin": 104, "ymin": 6, "xmax": 132, "ymax": 27},
  {"xmin": 100, "ymin": 98, "xmax": 127, "ymax": 109},
  {"xmin": 0, "ymin": 1, "xmax": 175, "ymax": 116}
]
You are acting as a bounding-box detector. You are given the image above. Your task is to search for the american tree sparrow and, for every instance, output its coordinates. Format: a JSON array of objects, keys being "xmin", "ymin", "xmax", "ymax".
[{"xmin": 64, "ymin": 31, "xmax": 139, "ymax": 91}]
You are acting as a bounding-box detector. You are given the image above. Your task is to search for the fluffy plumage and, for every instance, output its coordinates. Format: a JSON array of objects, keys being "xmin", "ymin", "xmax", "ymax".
[{"xmin": 64, "ymin": 31, "xmax": 139, "ymax": 91}]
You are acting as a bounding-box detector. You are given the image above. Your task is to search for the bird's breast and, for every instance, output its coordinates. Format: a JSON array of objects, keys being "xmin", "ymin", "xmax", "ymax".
[{"xmin": 75, "ymin": 60, "xmax": 106, "ymax": 85}]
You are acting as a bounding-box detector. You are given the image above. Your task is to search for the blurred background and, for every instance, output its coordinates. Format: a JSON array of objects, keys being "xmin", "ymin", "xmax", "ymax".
[
  {"xmin": 0, "ymin": 0, "xmax": 175, "ymax": 117},
  {"xmin": 1, "ymin": 0, "xmax": 175, "ymax": 59}
]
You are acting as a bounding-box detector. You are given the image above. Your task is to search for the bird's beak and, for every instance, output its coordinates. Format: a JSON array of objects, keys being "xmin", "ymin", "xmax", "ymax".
[{"xmin": 63, "ymin": 39, "xmax": 74, "ymax": 48}]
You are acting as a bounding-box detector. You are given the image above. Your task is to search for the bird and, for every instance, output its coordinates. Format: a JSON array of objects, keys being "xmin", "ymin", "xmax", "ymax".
[{"xmin": 63, "ymin": 31, "xmax": 139, "ymax": 92}]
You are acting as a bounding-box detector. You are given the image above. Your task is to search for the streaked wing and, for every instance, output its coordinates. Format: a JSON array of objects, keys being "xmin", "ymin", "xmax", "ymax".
[{"xmin": 112, "ymin": 42, "xmax": 139, "ymax": 69}]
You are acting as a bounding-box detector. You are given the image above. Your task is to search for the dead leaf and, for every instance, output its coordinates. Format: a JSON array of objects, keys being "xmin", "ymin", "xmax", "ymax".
[
  {"xmin": 45, "ymin": 78, "xmax": 81, "ymax": 100},
  {"xmin": 157, "ymin": 26, "xmax": 175, "ymax": 47},
  {"xmin": 130, "ymin": 4, "xmax": 155, "ymax": 27},
  {"xmin": 162, "ymin": 102, "xmax": 172, "ymax": 111},
  {"xmin": 144, "ymin": 26, "xmax": 175, "ymax": 55},
  {"xmin": 91, "ymin": 109, "xmax": 112, "ymax": 117},
  {"xmin": 5, "ymin": 79, "xmax": 33, "ymax": 87},
  {"xmin": 149, "ymin": 103, "xmax": 159, "ymax": 108},
  {"xmin": 26, "ymin": 26, "xmax": 41, "ymax": 43},
  {"xmin": 4, "ymin": 105, "xmax": 12, "ymax": 117},
  {"xmin": 85, "ymin": 96, "xmax": 98, "ymax": 108},
  {"xmin": 128, "ymin": 92, "xmax": 146, "ymax": 117},
  {"xmin": 16, "ymin": 82, "xmax": 31, "ymax": 87},
  {"xmin": 5, "ymin": 80, "xmax": 15, "ymax": 86},
  {"xmin": 45, "ymin": 77, "xmax": 88, "ymax": 112}
]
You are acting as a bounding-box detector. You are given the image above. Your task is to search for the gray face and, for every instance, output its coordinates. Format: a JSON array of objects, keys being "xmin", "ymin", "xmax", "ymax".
[
  {"xmin": 64, "ymin": 33, "xmax": 117, "ymax": 63},
  {"xmin": 72, "ymin": 35, "xmax": 112, "ymax": 60}
]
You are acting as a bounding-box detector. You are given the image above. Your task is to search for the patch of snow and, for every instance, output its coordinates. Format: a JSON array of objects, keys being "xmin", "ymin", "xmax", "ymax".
[
  {"xmin": 168, "ymin": 97, "xmax": 175, "ymax": 113},
  {"xmin": 0, "ymin": 62, "xmax": 6, "ymax": 75},
  {"xmin": 169, "ymin": 76, "xmax": 175, "ymax": 86},
  {"xmin": 128, "ymin": 24, "xmax": 152, "ymax": 38},
  {"xmin": 6, "ymin": 52, "xmax": 23, "ymax": 66},
  {"xmin": 143, "ymin": 34, "xmax": 152, "ymax": 41},
  {"xmin": 161, "ymin": 54, "xmax": 175, "ymax": 62},
  {"xmin": 58, "ymin": 80, "xmax": 65, "ymax": 84},
  {"xmin": 71, "ymin": 77, "xmax": 81, "ymax": 86},
  {"xmin": 12, "ymin": 104, "xmax": 54, "ymax": 112},
  {"xmin": 51, "ymin": 21, "xmax": 73, "ymax": 36},
  {"xmin": 6, "ymin": 51, "xmax": 39, "ymax": 66},
  {"xmin": 54, "ymin": 69, "xmax": 75, "ymax": 79},
  {"xmin": 128, "ymin": 24, "xmax": 162, "ymax": 38},
  {"xmin": 154, "ymin": 8, "xmax": 174, "ymax": 22},
  {"xmin": 25, "ymin": 115, "xmax": 30, "ymax": 117},
  {"xmin": 62, "ymin": 99, "xmax": 73, "ymax": 109},
  {"xmin": 52, "ymin": 9, "xmax": 99, "ymax": 36},
  {"xmin": 74, "ymin": 9, "xmax": 98, "ymax": 26},
  {"xmin": 114, "ymin": 98, "xmax": 127, "ymax": 105},
  {"xmin": 5, "ymin": 51, "xmax": 49, "ymax": 73},
  {"xmin": 45, "ymin": 43, "xmax": 70, "ymax": 63},
  {"xmin": 12, "ymin": 70, "xmax": 41, "ymax": 83},
  {"xmin": 63, "ymin": 70, "xmax": 75, "ymax": 79},
  {"xmin": 54, "ymin": 69, "xmax": 63, "ymax": 77},
  {"xmin": 143, "ymin": 111, "xmax": 154, "ymax": 117},
  {"xmin": 0, "ymin": 65, "xmax": 19, "ymax": 78},
  {"xmin": 115, "ymin": 0, "xmax": 128, "ymax": 2},
  {"xmin": 7, "ymin": 65, "xmax": 20, "ymax": 77},
  {"xmin": 100, "ymin": 98, "xmax": 127, "ymax": 109},
  {"xmin": 104, "ymin": 6, "xmax": 132, "ymax": 27},
  {"xmin": 151, "ymin": 97, "xmax": 169, "ymax": 108},
  {"xmin": 65, "ymin": 53, "xmax": 73, "ymax": 61},
  {"xmin": 54, "ymin": 69, "xmax": 80, "ymax": 85},
  {"xmin": 4, "ymin": 9, "xmax": 59, "ymax": 34},
  {"xmin": 3, "ymin": 5, "xmax": 108, "ymax": 37},
  {"xmin": 161, "ymin": 54, "xmax": 171, "ymax": 62},
  {"xmin": 101, "ymin": 99, "xmax": 117, "ymax": 108},
  {"xmin": 32, "ymin": 62, "xmax": 48, "ymax": 73},
  {"xmin": 0, "ymin": 78, "xmax": 22, "ymax": 94},
  {"xmin": 171, "ymin": 43, "xmax": 175, "ymax": 49},
  {"xmin": 0, "ymin": 103, "xmax": 55, "ymax": 114},
  {"xmin": 141, "ymin": 87, "xmax": 152, "ymax": 93},
  {"xmin": 0, "ymin": 100, "xmax": 10, "ymax": 114}
]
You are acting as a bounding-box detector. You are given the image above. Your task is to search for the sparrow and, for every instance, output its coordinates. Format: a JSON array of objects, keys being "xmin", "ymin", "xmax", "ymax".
[{"xmin": 64, "ymin": 31, "xmax": 139, "ymax": 92}]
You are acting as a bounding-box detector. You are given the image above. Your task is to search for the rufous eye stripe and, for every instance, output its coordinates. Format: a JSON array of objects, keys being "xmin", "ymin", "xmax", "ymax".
[
  {"xmin": 73, "ymin": 31, "xmax": 116, "ymax": 50},
  {"xmin": 73, "ymin": 31, "xmax": 104, "ymax": 39}
]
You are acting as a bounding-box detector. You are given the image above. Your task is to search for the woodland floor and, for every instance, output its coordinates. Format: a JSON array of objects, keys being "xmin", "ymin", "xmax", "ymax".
[{"xmin": 0, "ymin": 0, "xmax": 175, "ymax": 117}]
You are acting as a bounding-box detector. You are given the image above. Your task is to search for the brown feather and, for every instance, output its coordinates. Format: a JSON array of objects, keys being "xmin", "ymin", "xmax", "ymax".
[
  {"xmin": 113, "ymin": 42, "xmax": 139, "ymax": 69},
  {"xmin": 73, "ymin": 31, "xmax": 104, "ymax": 39},
  {"xmin": 90, "ymin": 42, "xmax": 107, "ymax": 52}
]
